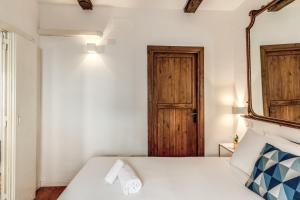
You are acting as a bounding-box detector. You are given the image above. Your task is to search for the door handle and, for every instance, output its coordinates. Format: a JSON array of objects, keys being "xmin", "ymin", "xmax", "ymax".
[
  {"xmin": 191, "ymin": 109, "xmax": 197, "ymax": 123},
  {"xmin": 17, "ymin": 115, "xmax": 21, "ymax": 125}
]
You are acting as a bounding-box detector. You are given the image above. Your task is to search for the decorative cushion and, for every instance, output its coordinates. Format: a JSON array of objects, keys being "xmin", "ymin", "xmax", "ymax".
[{"xmin": 246, "ymin": 143, "xmax": 300, "ymax": 200}]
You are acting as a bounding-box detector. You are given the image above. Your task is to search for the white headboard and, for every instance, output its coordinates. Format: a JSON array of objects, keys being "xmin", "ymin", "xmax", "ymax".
[{"xmin": 246, "ymin": 119, "xmax": 300, "ymax": 144}]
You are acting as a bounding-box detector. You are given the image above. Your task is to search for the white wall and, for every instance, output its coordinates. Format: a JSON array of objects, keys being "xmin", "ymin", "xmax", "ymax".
[
  {"xmin": 39, "ymin": 4, "xmax": 236, "ymax": 186},
  {"xmin": 0, "ymin": 0, "xmax": 38, "ymax": 37}
]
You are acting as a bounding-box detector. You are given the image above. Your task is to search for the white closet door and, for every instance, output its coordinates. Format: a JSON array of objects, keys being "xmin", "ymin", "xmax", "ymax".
[{"xmin": 15, "ymin": 34, "xmax": 39, "ymax": 200}]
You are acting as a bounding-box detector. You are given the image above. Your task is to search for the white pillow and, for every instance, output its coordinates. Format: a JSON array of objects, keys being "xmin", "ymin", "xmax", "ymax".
[
  {"xmin": 265, "ymin": 134, "xmax": 300, "ymax": 156},
  {"xmin": 230, "ymin": 129, "xmax": 300, "ymax": 175},
  {"xmin": 230, "ymin": 129, "xmax": 267, "ymax": 175}
]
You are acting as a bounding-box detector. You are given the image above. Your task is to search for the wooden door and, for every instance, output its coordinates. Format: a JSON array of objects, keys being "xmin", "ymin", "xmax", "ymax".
[
  {"xmin": 148, "ymin": 46, "xmax": 204, "ymax": 157},
  {"xmin": 261, "ymin": 44, "xmax": 300, "ymax": 122}
]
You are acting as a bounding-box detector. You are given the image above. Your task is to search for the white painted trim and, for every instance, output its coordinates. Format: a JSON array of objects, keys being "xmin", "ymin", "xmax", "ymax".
[
  {"xmin": 36, "ymin": 48, "xmax": 43, "ymax": 191},
  {"xmin": 10, "ymin": 33, "xmax": 17, "ymax": 200},
  {"xmin": 39, "ymin": 180, "xmax": 70, "ymax": 187},
  {"xmin": 38, "ymin": 29, "xmax": 103, "ymax": 37},
  {"xmin": 0, "ymin": 31, "xmax": 7, "ymax": 200},
  {"xmin": 0, "ymin": 20, "xmax": 35, "ymax": 43},
  {"xmin": 1, "ymin": 32, "xmax": 17, "ymax": 200}
]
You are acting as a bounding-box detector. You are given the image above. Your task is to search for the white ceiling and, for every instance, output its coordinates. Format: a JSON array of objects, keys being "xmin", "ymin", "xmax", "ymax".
[{"xmin": 38, "ymin": 0, "xmax": 246, "ymax": 11}]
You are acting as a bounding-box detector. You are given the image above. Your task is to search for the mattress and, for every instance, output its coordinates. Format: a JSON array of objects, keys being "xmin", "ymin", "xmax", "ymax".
[{"xmin": 59, "ymin": 157, "xmax": 262, "ymax": 200}]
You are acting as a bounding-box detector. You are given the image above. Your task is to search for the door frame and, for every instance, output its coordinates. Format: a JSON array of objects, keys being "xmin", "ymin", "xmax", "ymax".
[
  {"xmin": 1, "ymin": 31, "xmax": 17, "ymax": 200},
  {"xmin": 147, "ymin": 46, "xmax": 205, "ymax": 157}
]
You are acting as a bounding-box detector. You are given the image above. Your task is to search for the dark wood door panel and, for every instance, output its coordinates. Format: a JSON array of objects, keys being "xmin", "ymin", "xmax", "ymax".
[
  {"xmin": 267, "ymin": 54, "xmax": 300, "ymax": 100},
  {"xmin": 156, "ymin": 109, "xmax": 197, "ymax": 157},
  {"xmin": 261, "ymin": 44, "xmax": 300, "ymax": 123},
  {"xmin": 270, "ymin": 105, "xmax": 300, "ymax": 122},
  {"xmin": 155, "ymin": 56, "xmax": 194, "ymax": 105},
  {"xmin": 148, "ymin": 46, "xmax": 204, "ymax": 157}
]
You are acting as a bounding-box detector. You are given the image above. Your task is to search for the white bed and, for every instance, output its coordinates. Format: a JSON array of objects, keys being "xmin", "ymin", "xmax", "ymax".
[{"xmin": 58, "ymin": 157, "xmax": 262, "ymax": 200}]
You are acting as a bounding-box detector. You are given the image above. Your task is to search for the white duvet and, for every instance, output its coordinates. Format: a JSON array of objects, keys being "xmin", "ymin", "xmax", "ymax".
[{"xmin": 59, "ymin": 157, "xmax": 262, "ymax": 200}]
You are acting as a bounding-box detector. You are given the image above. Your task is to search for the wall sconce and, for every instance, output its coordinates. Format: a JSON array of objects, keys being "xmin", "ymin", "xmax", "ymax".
[
  {"xmin": 232, "ymin": 106, "xmax": 248, "ymax": 115},
  {"xmin": 86, "ymin": 43, "xmax": 97, "ymax": 54},
  {"xmin": 85, "ymin": 43, "xmax": 105, "ymax": 54}
]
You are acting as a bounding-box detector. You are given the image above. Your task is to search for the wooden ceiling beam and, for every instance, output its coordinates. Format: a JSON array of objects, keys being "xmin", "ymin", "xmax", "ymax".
[
  {"xmin": 268, "ymin": 0, "xmax": 295, "ymax": 12},
  {"xmin": 78, "ymin": 0, "xmax": 93, "ymax": 10},
  {"xmin": 184, "ymin": 0, "xmax": 204, "ymax": 13}
]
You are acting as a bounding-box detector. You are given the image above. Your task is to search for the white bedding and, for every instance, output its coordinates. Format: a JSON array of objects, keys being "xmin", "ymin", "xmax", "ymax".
[{"xmin": 59, "ymin": 157, "xmax": 262, "ymax": 200}]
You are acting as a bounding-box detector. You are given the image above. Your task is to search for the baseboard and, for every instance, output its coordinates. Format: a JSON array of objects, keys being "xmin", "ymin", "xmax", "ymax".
[{"xmin": 39, "ymin": 180, "xmax": 70, "ymax": 187}]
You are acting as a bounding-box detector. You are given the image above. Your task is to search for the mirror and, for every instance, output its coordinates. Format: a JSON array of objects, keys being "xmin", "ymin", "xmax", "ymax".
[{"xmin": 248, "ymin": 0, "xmax": 300, "ymax": 127}]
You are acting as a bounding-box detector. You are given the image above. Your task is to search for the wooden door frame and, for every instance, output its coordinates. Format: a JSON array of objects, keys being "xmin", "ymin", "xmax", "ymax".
[{"xmin": 147, "ymin": 46, "xmax": 205, "ymax": 157}]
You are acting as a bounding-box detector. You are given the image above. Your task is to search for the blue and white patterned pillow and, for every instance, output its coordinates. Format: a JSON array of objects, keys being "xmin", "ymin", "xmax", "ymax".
[{"xmin": 246, "ymin": 143, "xmax": 300, "ymax": 200}]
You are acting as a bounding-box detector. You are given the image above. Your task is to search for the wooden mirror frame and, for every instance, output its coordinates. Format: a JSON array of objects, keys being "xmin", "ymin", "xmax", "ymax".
[{"xmin": 246, "ymin": 0, "xmax": 300, "ymax": 129}]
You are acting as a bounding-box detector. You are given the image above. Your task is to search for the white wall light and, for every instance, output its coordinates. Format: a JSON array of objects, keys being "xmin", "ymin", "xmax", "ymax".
[
  {"xmin": 86, "ymin": 43, "xmax": 98, "ymax": 54},
  {"xmin": 232, "ymin": 106, "xmax": 248, "ymax": 115},
  {"xmin": 86, "ymin": 43, "xmax": 105, "ymax": 54}
]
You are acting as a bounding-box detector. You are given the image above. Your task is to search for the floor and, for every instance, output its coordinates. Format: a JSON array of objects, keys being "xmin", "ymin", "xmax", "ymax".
[{"xmin": 35, "ymin": 187, "xmax": 66, "ymax": 200}]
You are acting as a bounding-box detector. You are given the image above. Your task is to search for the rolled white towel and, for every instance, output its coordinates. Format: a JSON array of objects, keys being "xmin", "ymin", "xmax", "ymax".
[
  {"xmin": 104, "ymin": 159, "xmax": 125, "ymax": 184},
  {"xmin": 118, "ymin": 164, "xmax": 143, "ymax": 195}
]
